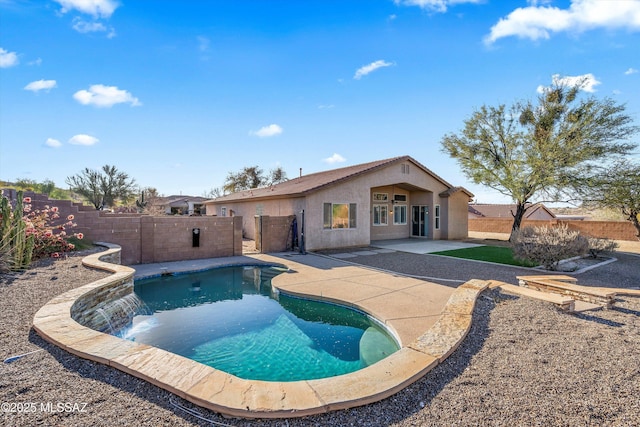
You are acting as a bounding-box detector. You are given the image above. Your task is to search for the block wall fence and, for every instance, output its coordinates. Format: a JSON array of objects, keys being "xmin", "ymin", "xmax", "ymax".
[
  {"xmin": 254, "ymin": 215, "xmax": 296, "ymax": 253},
  {"xmin": 4, "ymin": 190, "xmax": 242, "ymax": 265},
  {"xmin": 469, "ymin": 218, "xmax": 638, "ymax": 241}
]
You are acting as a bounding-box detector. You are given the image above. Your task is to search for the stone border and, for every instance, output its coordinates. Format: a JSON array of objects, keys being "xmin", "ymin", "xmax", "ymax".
[{"xmin": 33, "ymin": 244, "xmax": 489, "ymax": 419}]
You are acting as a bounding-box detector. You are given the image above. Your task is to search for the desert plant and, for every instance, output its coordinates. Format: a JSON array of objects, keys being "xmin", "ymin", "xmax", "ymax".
[
  {"xmin": 0, "ymin": 192, "xmax": 36, "ymax": 271},
  {"xmin": 0, "ymin": 191, "xmax": 84, "ymax": 272},
  {"xmin": 24, "ymin": 206, "xmax": 83, "ymax": 260},
  {"xmin": 511, "ymin": 224, "xmax": 589, "ymax": 270},
  {"xmin": 586, "ymin": 236, "xmax": 618, "ymax": 259}
]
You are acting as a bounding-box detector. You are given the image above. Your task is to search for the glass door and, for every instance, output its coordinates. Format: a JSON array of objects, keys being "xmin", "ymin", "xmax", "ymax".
[{"xmin": 411, "ymin": 205, "xmax": 429, "ymax": 237}]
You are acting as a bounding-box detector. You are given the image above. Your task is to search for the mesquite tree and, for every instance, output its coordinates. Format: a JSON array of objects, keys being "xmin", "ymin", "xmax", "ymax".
[
  {"xmin": 222, "ymin": 165, "xmax": 288, "ymax": 194},
  {"xmin": 441, "ymin": 82, "xmax": 638, "ymax": 241},
  {"xmin": 582, "ymin": 159, "xmax": 640, "ymax": 241},
  {"xmin": 66, "ymin": 165, "xmax": 137, "ymax": 210}
]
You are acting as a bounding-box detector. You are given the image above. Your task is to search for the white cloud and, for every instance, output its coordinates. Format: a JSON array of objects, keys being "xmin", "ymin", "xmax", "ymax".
[
  {"xmin": 250, "ymin": 124, "xmax": 283, "ymax": 138},
  {"xmin": 393, "ymin": 0, "xmax": 480, "ymax": 13},
  {"xmin": 485, "ymin": 0, "xmax": 640, "ymax": 45},
  {"xmin": 354, "ymin": 60, "xmax": 394, "ymax": 80},
  {"xmin": 0, "ymin": 47, "xmax": 19, "ymax": 68},
  {"xmin": 536, "ymin": 73, "xmax": 601, "ymax": 93},
  {"xmin": 72, "ymin": 17, "xmax": 104, "ymax": 32},
  {"xmin": 45, "ymin": 138, "xmax": 62, "ymax": 148},
  {"xmin": 70, "ymin": 18, "xmax": 116, "ymax": 37},
  {"xmin": 28, "ymin": 58, "xmax": 43, "ymax": 66},
  {"xmin": 625, "ymin": 67, "xmax": 638, "ymax": 75},
  {"xmin": 24, "ymin": 79, "xmax": 57, "ymax": 92},
  {"xmin": 69, "ymin": 134, "xmax": 99, "ymax": 146},
  {"xmin": 323, "ymin": 153, "xmax": 346, "ymax": 164},
  {"xmin": 54, "ymin": 0, "xmax": 119, "ymax": 18},
  {"xmin": 73, "ymin": 84, "xmax": 141, "ymax": 108}
]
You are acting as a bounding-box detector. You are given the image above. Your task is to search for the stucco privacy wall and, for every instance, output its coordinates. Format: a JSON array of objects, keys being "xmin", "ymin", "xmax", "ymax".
[
  {"xmin": 3, "ymin": 191, "xmax": 242, "ymax": 264},
  {"xmin": 469, "ymin": 218, "xmax": 638, "ymax": 241}
]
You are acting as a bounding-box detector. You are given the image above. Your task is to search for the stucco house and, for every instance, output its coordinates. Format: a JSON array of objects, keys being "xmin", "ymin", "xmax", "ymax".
[
  {"xmin": 204, "ymin": 155, "xmax": 473, "ymax": 251},
  {"xmin": 155, "ymin": 195, "xmax": 208, "ymax": 215}
]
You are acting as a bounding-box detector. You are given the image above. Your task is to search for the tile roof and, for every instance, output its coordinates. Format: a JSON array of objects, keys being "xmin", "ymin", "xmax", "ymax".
[{"xmin": 206, "ymin": 155, "xmax": 472, "ymax": 203}]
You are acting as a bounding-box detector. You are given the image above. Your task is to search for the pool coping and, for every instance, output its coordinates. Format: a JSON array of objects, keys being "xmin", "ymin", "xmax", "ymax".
[{"xmin": 33, "ymin": 243, "xmax": 489, "ymax": 419}]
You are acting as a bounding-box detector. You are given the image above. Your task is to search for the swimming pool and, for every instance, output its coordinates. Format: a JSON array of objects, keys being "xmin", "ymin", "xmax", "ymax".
[{"xmin": 116, "ymin": 265, "xmax": 400, "ymax": 381}]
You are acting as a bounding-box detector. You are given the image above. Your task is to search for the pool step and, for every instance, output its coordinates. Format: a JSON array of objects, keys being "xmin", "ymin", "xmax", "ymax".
[
  {"xmin": 495, "ymin": 282, "xmax": 576, "ymax": 312},
  {"xmin": 517, "ymin": 276, "xmax": 616, "ymax": 308}
]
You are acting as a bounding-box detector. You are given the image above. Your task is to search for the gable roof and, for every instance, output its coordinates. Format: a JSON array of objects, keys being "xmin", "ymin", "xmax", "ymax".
[
  {"xmin": 468, "ymin": 203, "xmax": 556, "ymax": 219},
  {"xmin": 206, "ymin": 155, "xmax": 472, "ymax": 204},
  {"xmin": 157, "ymin": 195, "xmax": 208, "ymax": 207}
]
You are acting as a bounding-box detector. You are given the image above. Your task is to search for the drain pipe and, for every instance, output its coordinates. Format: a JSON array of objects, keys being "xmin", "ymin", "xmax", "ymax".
[{"xmin": 299, "ymin": 209, "xmax": 306, "ymax": 255}]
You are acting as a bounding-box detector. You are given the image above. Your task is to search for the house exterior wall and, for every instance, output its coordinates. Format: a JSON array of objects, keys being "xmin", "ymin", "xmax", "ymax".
[
  {"xmin": 370, "ymin": 185, "xmax": 412, "ymax": 241},
  {"xmin": 303, "ymin": 160, "xmax": 458, "ymax": 250},
  {"xmin": 304, "ymin": 185, "xmax": 371, "ymax": 251},
  {"xmin": 441, "ymin": 191, "xmax": 469, "ymax": 240},
  {"xmin": 208, "ymin": 197, "xmax": 304, "ymax": 240}
]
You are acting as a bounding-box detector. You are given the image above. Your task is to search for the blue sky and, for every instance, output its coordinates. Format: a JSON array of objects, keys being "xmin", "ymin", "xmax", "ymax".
[{"xmin": 1, "ymin": 0, "xmax": 639, "ymax": 202}]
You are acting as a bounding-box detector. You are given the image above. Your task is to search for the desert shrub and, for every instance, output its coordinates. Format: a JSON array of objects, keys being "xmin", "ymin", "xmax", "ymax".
[
  {"xmin": 586, "ymin": 236, "xmax": 618, "ymax": 258},
  {"xmin": 0, "ymin": 191, "xmax": 83, "ymax": 272},
  {"xmin": 0, "ymin": 193, "xmax": 34, "ymax": 272},
  {"xmin": 511, "ymin": 224, "xmax": 589, "ymax": 270}
]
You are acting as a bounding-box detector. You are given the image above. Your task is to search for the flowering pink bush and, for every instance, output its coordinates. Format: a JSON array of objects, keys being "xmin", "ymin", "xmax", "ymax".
[{"xmin": 22, "ymin": 199, "xmax": 83, "ymax": 260}]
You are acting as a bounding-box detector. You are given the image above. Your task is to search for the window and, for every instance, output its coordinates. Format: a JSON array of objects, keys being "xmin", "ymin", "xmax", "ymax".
[
  {"xmin": 323, "ymin": 203, "xmax": 357, "ymax": 229},
  {"xmin": 373, "ymin": 205, "xmax": 388, "ymax": 226},
  {"xmin": 435, "ymin": 204, "xmax": 441, "ymax": 230},
  {"xmin": 220, "ymin": 207, "xmax": 227, "ymax": 217},
  {"xmin": 393, "ymin": 194, "xmax": 407, "ymax": 202},
  {"xmin": 401, "ymin": 164, "xmax": 410, "ymax": 174},
  {"xmin": 373, "ymin": 192, "xmax": 388, "ymax": 202},
  {"xmin": 393, "ymin": 205, "xmax": 407, "ymax": 225}
]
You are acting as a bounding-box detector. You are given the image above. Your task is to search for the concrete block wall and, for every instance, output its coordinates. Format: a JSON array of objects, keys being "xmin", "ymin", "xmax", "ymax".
[
  {"xmin": 3, "ymin": 191, "xmax": 242, "ymax": 264},
  {"xmin": 255, "ymin": 215, "xmax": 296, "ymax": 253},
  {"xmin": 469, "ymin": 218, "xmax": 637, "ymax": 241},
  {"xmin": 139, "ymin": 216, "xmax": 242, "ymax": 263}
]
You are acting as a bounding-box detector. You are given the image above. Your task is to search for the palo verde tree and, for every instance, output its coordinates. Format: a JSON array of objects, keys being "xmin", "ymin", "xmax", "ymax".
[
  {"xmin": 222, "ymin": 165, "xmax": 288, "ymax": 194},
  {"xmin": 441, "ymin": 81, "xmax": 638, "ymax": 240},
  {"xmin": 581, "ymin": 159, "xmax": 640, "ymax": 240},
  {"xmin": 66, "ymin": 165, "xmax": 137, "ymax": 210}
]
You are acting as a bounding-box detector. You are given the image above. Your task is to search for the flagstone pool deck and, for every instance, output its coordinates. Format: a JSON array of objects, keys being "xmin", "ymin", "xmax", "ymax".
[{"xmin": 33, "ymin": 244, "xmax": 489, "ymax": 419}]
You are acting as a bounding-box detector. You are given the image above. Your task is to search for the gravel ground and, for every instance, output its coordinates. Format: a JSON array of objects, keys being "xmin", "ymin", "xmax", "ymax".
[{"xmin": 1, "ymin": 247, "xmax": 639, "ymax": 426}]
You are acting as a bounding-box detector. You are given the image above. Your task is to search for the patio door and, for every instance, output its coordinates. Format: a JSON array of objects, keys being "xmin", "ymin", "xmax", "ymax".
[{"xmin": 411, "ymin": 205, "xmax": 428, "ymax": 237}]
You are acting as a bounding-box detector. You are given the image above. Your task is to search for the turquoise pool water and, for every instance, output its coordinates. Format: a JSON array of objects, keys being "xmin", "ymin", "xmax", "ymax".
[{"xmin": 117, "ymin": 265, "xmax": 399, "ymax": 382}]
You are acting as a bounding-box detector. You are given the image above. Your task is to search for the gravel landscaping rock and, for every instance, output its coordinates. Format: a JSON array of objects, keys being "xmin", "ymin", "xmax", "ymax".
[{"xmin": 1, "ymin": 246, "xmax": 639, "ymax": 426}]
